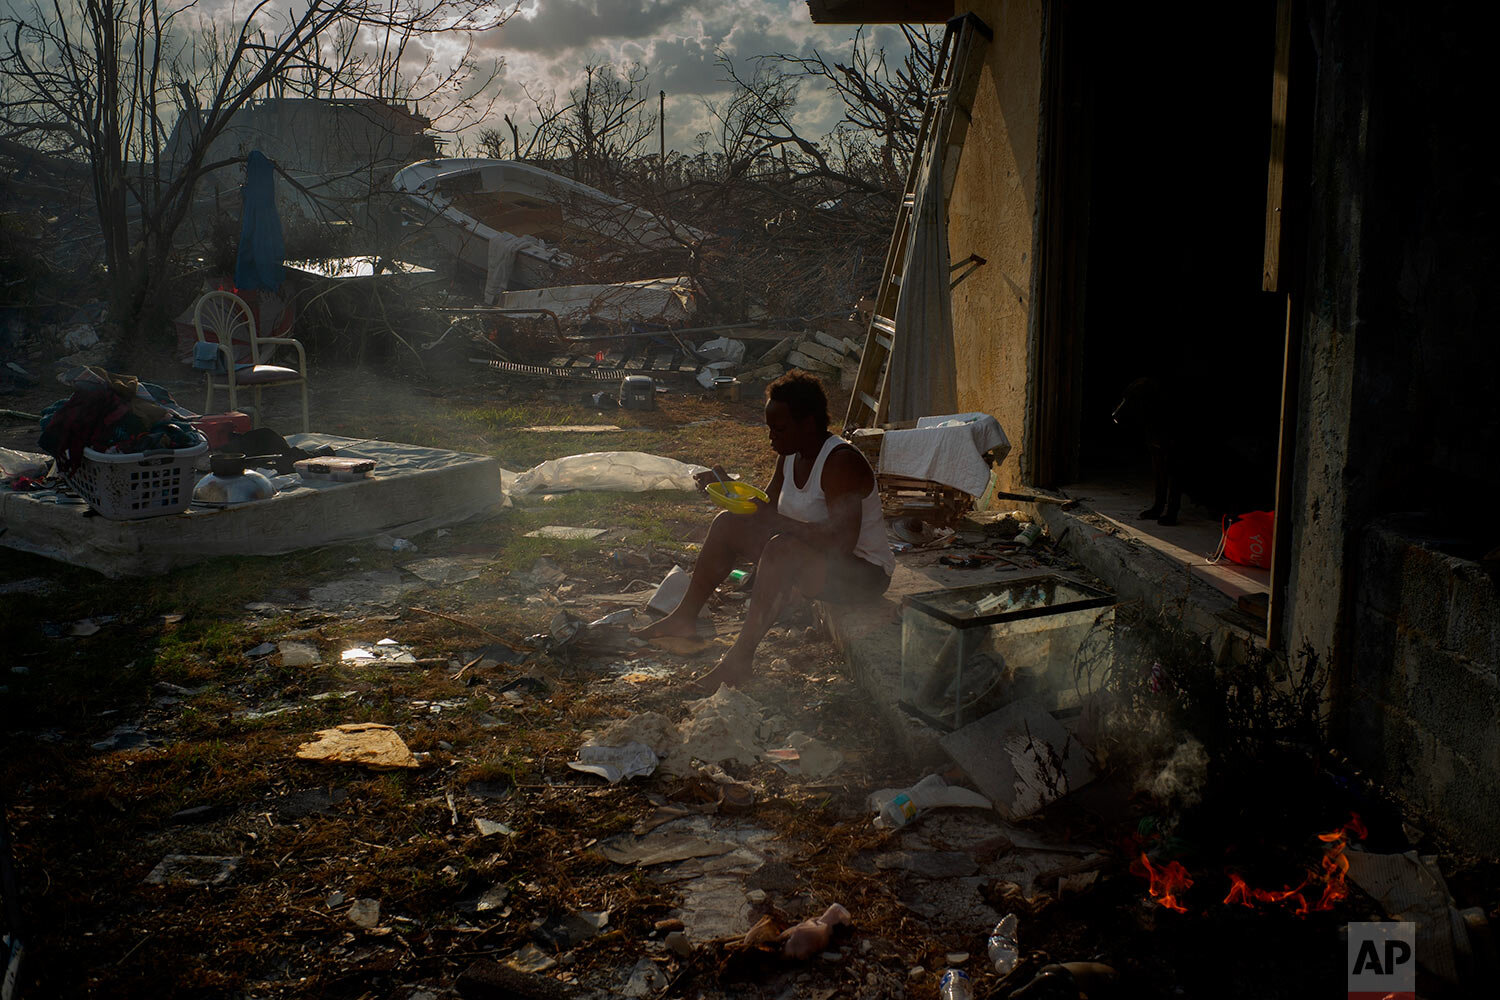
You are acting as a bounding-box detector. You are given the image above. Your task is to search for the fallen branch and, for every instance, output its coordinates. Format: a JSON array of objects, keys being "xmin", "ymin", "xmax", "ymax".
[{"xmin": 407, "ymin": 606, "xmax": 528, "ymax": 651}]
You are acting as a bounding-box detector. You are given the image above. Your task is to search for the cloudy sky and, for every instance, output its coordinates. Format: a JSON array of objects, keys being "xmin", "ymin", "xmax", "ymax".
[{"xmin": 432, "ymin": 0, "xmax": 904, "ymax": 152}]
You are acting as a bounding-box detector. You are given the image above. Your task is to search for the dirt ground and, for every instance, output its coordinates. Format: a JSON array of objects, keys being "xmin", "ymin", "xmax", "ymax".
[{"xmin": 1, "ymin": 349, "xmax": 1495, "ymax": 999}]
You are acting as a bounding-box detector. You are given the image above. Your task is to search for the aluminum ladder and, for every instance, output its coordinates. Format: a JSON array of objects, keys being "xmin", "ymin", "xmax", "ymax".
[{"xmin": 843, "ymin": 12, "xmax": 992, "ymax": 431}]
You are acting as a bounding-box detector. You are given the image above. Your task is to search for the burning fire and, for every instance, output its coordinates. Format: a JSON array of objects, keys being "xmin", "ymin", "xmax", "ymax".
[
  {"xmin": 1222, "ymin": 813, "xmax": 1368, "ymax": 916},
  {"xmin": 1135, "ymin": 813, "xmax": 1367, "ymax": 916},
  {"xmin": 1132, "ymin": 852, "xmax": 1194, "ymax": 913}
]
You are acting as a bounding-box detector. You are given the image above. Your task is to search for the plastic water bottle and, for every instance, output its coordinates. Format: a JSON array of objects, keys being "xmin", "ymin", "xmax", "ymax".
[
  {"xmin": 938, "ymin": 969, "xmax": 972, "ymax": 1000},
  {"xmin": 876, "ymin": 792, "xmax": 920, "ymax": 829},
  {"xmin": 987, "ymin": 913, "xmax": 1019, "ymax": 976}
]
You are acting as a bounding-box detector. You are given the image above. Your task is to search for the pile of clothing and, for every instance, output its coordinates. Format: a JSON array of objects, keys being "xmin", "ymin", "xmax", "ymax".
[{"xmin": 38, "ymin": 367, "xmax": 201, "ymax": 475}]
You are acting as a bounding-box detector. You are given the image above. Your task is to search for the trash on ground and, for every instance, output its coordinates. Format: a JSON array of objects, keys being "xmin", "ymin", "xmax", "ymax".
[
  {"xmin": 939, "ymin": 698, "xmax": 1093, "ymax": 819},
  {"xmin": 474, "ymin": 817, "xmax": 517, "ymax": 838},
  {"xmin": 588, "ymin": 609, "xmax": 636, "ymax": 628},
  {"xmin": 598, "ymin": 829, "xmax": 738, "ymax": 867},
  {"xmin": 144, "ymin": 854, "xmax": 242, "ymax": 886},
  {"xmin": 679, "ymin": 685, "xmax": 765, "ymax": 768},
  {"xmin": 988, "ymin": 913, "xmax": 1019, "ymax": 976},
  {"xmin": 646, "ymin": 565, "xmax": 691, "ymax": 615},
  {"xmin": 1345, "ymin": 849, "xmax": 1475, "ymax": 984},
  {"xmin": 782, "ymin": 902, "xmax": 850, "ymax": 960},
  {"xmin": 340, "ymin": 641, "xmax": 416, "ymax": 664},
  {"xmin": 403, "ymin": 555, "xmax": 485, "ymax": 584},
  {"xmin": 524, "ymin": 525, "xmax": 609, "ymax": 540},
  {"xmin": 767, "ymin": 731, "xmax": 843, "ymax": 779},
  {"xmin": 510, "ymin": 452, "xmax": 708, "ymax": 496},
  {"xmin": 505, "ymin": 942, "xmax": 558, "ymax": 974},
  {"xmin": 347, "ymin": 898, "xmax": 381, "ymax": 929},
  {"xmin": 869, "ymin": 773, "xmax": 992, "ymax": 829},
  {"xmin": 515, "ymin": 556, "xmax": 567, "ymax": 589},
  {"xmin": 621, "ymin": 957, "xmax": 667, "ymax": 997},
  {"xmin": 278, "ymin": 640, "xmax": 321, "ymax": 666},
  {"xmin": 567, "ymin": 741, "xmax": 659, "ymax": 784},
  {"xmin": 245, "ymin": 641, "xmax": 276, "ymax": 657},
  {"xmin": 535, "ymin": 909, "xmax": 610, "ymax": 950},
  {"xmin": 295, "ymin": 723, "xmax": 419, "ymax": 769}
]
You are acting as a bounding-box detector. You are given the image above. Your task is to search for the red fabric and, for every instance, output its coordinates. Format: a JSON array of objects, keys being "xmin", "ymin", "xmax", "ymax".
[{"xmin": 1221, "ymin": 510, "xmax": 1275, "ymax": 569}]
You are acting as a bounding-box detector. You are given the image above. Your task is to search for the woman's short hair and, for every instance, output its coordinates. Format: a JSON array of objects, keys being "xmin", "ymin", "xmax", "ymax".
[{"xmin": 766, "ymin": 369, "xmax": 829, "ymax": 428}]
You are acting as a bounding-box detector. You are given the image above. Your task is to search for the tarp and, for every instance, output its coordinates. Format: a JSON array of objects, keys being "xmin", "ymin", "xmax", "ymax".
[
  {"xmin": 235, "ymin": 150, "xmax": 285, "ymax": 292},
  {"xmin": 886, "ymin": 135, "xmax": 958, "ymax": 422}
]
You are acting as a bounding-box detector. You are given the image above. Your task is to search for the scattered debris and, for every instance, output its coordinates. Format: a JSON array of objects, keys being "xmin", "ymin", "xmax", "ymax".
[
  {"xmin": 868, "ymin": 774, "xmax": 992, "ymax": 829},
  {"xmin": 347, "ymin": 898, "xmax": 381, "ymax": 929},
  {"xmin": 505, "ymin": 943, "xmax": 557, "ymax": 974},
  {"xmin": 278, "ymin": 640, "xmax": 321, "ymax": 666},
  {"xmin": 620, "ymin": 957, "xmax": 666, "ymax": 997},
  {"xmin": 295, "ymin": 723, "xmax": 419, "ymax": 769},
  {"xmin": 567, "ymin": 741, "xmax": 658, "ymax": 784},
  {"xmin": 245, "ymin": 641, "xmax": 276, "ymax": 657},
  {"xmin": 404, "ymin": 556, "xmax": 486, "ymax": 585},
  {"xmin": 782, "ymin": 903, "xmax": 850, "ymax": 960},
  {"xmin": 524, "ymin": 526, "xmax": 608, "ymax": 540},
  {"xmin": 874, "ymin": 851, "xmax": 979, "ymax": 879},
  {"xmin": 144, "ymin": 855, "xmax": 241, "ymax": 886},
  {"xmin": 598, "ymin": 829, "xmax": 738, "ymax": 867},
  {"xmin": 474, "ymin": 818, "xmax": 516, "ymax": 838},
  {"xmin": 939, "ymin": 698, "xmax": 1093, "ymax": 819},
  {"xmin": 767, "ymin": 731, "xmax": 843, "ymax": 779},
  {"xmin": 645, "ymin": 565, "xmax": 691, "ymax": 615}
]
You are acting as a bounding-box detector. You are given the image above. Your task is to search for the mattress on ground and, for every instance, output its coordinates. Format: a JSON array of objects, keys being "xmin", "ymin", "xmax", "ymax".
[{"xmin": 0, "ymin": 434, "xmax": 505, "ymax": 578}]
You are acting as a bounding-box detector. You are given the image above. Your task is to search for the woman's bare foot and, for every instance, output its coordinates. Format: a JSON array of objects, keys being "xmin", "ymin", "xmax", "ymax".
[
  {"xmin": 690, "ymin": 648, "xmax": 754, "ymax": 692},
  {"xmin": 631, "ymin": 608, "xmax": 701, "ymax": 640}
]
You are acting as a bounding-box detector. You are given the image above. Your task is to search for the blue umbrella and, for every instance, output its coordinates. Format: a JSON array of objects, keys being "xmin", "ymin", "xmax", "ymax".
[{"xmin": 234, "ymin": 150, "xmax": 285, "ymax": 292}]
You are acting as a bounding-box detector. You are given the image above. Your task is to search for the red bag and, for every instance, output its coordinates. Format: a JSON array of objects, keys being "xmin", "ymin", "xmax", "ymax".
[{"xmin": 1212, "ymin": 510, "xmax": 1275, "ymax": 569}]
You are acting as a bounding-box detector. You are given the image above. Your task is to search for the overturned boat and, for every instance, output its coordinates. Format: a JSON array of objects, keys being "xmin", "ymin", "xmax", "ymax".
[{"xmin": 392, "ymin": 158, "xmax": 703, "ymax": 295}]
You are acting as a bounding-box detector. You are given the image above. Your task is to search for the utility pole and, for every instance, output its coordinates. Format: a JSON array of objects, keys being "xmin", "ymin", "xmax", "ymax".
[{"xmin": 659, "ymin": 90, "xmax": 666, "ymax": 176}]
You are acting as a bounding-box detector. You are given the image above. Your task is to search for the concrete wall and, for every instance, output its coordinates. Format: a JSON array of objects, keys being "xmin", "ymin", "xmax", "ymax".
[
  {"xmin": 1286, "ymin": 0, "xmax": 1500, "ymax": 849},
  {"xmin": 947, "ymin": 0, "xmax": 1045, "ymax": 491},
  {"xmin": 1351, "ymin": 519, "xmax": 1500, "ymax": 853}
]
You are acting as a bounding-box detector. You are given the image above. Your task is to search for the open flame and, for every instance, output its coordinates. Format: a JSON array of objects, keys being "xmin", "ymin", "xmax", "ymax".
[
  {"xmin": 1132, "ymin": 852, "xmax": 1194, "ymax": 913},
  {"xmin": 1135, "ymin": 813, "xmax": 1366, "ymax": 916},
  {"xmin": 1222, "ymin": 813, "xmax": 1367, "ymax": 916}
]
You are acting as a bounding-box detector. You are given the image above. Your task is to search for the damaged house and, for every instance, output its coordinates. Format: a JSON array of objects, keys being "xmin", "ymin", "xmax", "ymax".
[
  {"xmin": 163, "ymin": 96, "xmax": 439, "ymax": 235},
  {"xmin": 810, "ymin": 0, "xmax": 1500, "ymax": 852}
]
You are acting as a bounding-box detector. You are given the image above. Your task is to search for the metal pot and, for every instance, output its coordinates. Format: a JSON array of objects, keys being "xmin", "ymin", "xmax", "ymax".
[
  {"xmin": 194, "ymin": 459, "xmax": 278, "ymax": 504},
  {"xmin": 713, "ymin": 376, "xmax": 742, "ymax": 402}
]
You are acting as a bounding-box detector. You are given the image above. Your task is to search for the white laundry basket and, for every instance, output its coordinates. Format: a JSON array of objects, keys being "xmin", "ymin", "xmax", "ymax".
[{"xmin": 65, "ymin": 437, "xmax": 208, "ymax": 520}]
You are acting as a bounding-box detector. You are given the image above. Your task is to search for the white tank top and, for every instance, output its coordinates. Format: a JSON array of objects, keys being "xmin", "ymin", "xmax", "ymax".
[{"xmin": 777, "ymin": 435, "xmax": 895, "ymax": 575}]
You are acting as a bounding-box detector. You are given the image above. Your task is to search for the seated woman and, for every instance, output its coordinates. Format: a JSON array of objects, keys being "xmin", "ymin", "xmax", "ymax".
[{"xmin": 635, "ymin": 370, "xmax": 893, "ymax": 689}]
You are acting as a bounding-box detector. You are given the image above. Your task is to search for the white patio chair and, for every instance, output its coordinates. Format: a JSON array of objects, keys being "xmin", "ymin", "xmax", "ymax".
[{"xmin": 192, "ymin": 289, "xmax": 309, "ymax": 432}]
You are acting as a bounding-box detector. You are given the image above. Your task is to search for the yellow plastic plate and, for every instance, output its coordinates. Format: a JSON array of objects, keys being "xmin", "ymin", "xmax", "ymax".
[{"xmin": 706, "ymin": 480, "xmax": 768, "ymax": 515}]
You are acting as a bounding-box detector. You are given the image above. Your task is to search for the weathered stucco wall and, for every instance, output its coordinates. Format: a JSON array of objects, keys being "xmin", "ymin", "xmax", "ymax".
[{"xmin": 947, "ymin": 0, "xmax": 1044, "ymax": 491}]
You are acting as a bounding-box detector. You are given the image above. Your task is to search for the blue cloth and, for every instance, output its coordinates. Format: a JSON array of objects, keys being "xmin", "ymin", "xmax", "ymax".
[{"xmin": 234, "ymin": 150, "xmax": 284, "ymax": 292}]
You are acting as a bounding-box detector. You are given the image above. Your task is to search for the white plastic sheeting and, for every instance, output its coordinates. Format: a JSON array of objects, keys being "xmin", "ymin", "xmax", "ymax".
[{"xmin": 510, "ymin": 451, "xmax": 707, "ymax": 496}]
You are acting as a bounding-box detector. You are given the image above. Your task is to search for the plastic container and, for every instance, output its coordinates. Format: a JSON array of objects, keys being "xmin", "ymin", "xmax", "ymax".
[
  {"xmin": 706, "ymin": 480, "xmax": 768, "ymax": 515},
  {"xmin": 66, "ymin": 437, "xmax": 208, "ymax": 520},
  {"xmin": 293, "ymin": 457, "xmax": 376, "ymax": 482},
  {"xmin": 987, "ymin": 914, "xmax": 1019, "ymax": 976},
  {"xmin": 190, "ymin": 411, "xmax": 251, "ymax": 449},
  {"xmin": 938, "ymin": 969, "xmax": 972, "ymax": 1000},
  {"xmin": 870, "ymin": 774, "xmax": 991, "ymax": 829},
  {"xmin": 1014, "ymin": 522, "xmax": 1043, "ymax": 546}
]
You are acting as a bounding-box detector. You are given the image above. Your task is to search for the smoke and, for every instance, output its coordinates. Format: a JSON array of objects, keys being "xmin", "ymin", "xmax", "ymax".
[{"xmin": 1138, "ymin": 736, "xmax": 1210, "ymax": 810}]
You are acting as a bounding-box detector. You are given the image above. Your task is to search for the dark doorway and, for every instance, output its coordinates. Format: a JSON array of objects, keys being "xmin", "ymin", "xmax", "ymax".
[{"xmin": 1038, "ymin": 1, "xmax": 1285, "ymax": 524}]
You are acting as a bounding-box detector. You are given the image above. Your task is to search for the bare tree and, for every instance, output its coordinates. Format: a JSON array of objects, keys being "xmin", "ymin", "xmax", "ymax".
[{"xmin": 0, "ymin": 0, "xmax": 512, "ymax": 345}]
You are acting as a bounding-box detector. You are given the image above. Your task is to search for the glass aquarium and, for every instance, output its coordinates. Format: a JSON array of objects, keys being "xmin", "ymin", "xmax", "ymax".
[{"xmin": 900, "ymin": 575, "xmax": 1114, "ymax": 730}]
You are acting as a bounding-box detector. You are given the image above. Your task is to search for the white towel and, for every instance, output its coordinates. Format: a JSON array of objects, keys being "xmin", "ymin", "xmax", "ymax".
[{"xmin": 878, "ymin": 413, "xmax": 1010, "ymax": 497}]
